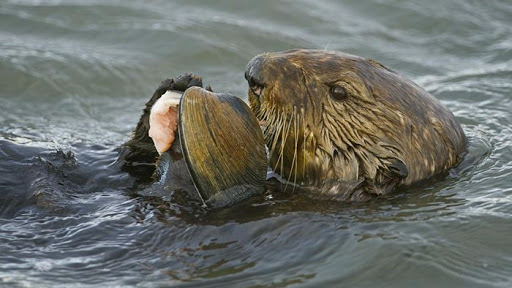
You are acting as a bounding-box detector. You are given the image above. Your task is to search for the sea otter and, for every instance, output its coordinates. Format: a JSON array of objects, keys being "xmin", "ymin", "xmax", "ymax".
[{"xmin": 245, "ymin": 49, "xmax": 467, "ymax": 200}]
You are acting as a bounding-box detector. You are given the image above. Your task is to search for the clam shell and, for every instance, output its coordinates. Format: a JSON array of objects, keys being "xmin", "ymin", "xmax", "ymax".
[{"xmin": 179, "ymin": 87, "xmax": 267, "ymax": 207}]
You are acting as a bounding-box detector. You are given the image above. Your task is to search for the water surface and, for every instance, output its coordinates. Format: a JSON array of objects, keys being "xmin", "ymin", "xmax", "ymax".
[{"xmin": 1, "ymin": 0, "xmax": 511, "ymax": 287}]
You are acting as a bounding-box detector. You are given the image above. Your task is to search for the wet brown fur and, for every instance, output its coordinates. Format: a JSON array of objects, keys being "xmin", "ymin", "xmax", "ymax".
[{"xmin": 245, "ymin": 49, "xmax": 467, "ymax": 200}]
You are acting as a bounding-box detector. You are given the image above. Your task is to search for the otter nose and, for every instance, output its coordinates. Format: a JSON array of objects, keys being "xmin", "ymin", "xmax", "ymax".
[{"xmin": 245, "ymin": 55, "xmax": 267, "ymax": 97}]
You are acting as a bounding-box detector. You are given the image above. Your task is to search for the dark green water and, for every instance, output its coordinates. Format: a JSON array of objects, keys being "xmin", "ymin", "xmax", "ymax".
[{"xmin": 1, "ymin": 0, "xmax": 511, "ymax": 287}]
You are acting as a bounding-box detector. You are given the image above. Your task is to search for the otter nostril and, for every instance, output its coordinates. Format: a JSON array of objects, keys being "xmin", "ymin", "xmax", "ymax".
[
  {"xmin": 250, "ymin": 84, "xmax": 263, "ymax": 97},
  {"xmin": 247, "ymin": 76, "xmax": 264, "ymax": 97}
]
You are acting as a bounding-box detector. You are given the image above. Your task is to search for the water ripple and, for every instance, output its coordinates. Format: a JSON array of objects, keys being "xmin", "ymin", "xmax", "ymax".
[{"xmin": 1, "ymin": 0, "xmax": 512, "ymax": 287}]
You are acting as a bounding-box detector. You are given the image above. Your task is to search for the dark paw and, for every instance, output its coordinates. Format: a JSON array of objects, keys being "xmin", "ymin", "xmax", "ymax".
[
  {"xmin": 153, "ymin": 73, "xmax": 205, "ymax": 97},
  {"xmin": 151, "ymin": 73, "xmax": 212, "ymax": 107},
  {"xmin": 173, "ymin": 73, "xmax": 203, "ymax": 91}
]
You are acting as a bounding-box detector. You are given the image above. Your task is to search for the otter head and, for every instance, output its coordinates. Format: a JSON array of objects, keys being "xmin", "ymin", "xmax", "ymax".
[{"xmin": 245, "ymin": 49, "xmax": 464, "ymax": 193}]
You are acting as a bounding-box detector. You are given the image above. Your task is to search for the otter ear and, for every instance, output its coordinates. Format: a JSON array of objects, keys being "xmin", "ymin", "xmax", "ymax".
[
  {"xmin": 148, "ymin": 91, "xmax": 182, "ymax": 154},
  {"xmin": 388, "ymin": 159, "xmax": 408, "ymax": 179}
]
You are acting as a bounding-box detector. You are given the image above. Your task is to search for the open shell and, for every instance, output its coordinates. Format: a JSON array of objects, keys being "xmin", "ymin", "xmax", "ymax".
[{"xmin": 179, "ymin": 87, "xmax": 267, "ymax": 207}]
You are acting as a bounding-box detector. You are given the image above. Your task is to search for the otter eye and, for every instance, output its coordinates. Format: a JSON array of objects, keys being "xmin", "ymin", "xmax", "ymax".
[{"xmin": 330, "ymin": 85, "xmax": 348, "ymax": 101}]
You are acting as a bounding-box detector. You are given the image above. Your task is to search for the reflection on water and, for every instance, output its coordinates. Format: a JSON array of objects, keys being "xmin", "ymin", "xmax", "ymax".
[{"xmin": 1, "ymin": 0, "xmax": 512, "ymax": 287}]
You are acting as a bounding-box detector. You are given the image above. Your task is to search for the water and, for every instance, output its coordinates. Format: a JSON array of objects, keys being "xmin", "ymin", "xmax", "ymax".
[{"xmin": 1, "ymin": 0, "xmax": 511, "ymax": 287}]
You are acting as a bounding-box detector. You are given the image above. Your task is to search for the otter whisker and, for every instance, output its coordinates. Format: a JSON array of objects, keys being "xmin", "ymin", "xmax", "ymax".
[
  {"xmin": 269, "ymin": 111, "xmax": 284, "ymax": 171},
  {"xmin": 268, "ymin": 110, "xmax": 284, "ymax": 162},
  {"xmin": 277, "ymin": 112, "xmax": 290, "ymax": 176},
  {"xmin": 266, "ymin": 108, "xmax": 280, "ymax": 144},
  {"xmin": 292, "ymin": 108, "xmax": 300, "ymax": 191},
  {"xmin": 302, "ymin": 106, "xmax": 306, "ymax": 181},
  {"xmin": 280, "ymin": 111, "xmax": 294, "ymax": 177},
  {"xmin": 285, "ymin": 107, "xmax": 299, "ymax": 190}
]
